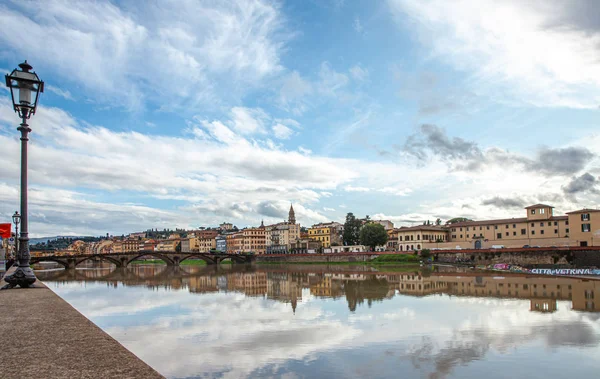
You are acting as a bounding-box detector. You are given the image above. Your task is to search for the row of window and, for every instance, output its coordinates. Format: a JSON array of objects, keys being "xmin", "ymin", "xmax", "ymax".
[
  {"xmin": 452, "ymin": 228, "xmax": 571, "ymax": 239},
  {"xmin": 452, "ymin": 220, "xmax": 567, "ymax": 232}
]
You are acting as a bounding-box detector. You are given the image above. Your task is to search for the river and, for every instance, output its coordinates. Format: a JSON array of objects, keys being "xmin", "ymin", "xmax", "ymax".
[{"xmin": 38, "ymin": 264, "xmax": 600, "ymax": 379}]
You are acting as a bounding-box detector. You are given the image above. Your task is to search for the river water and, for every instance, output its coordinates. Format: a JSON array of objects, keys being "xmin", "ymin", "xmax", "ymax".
[{"xmin": 38, "ymin": 264, "xmax": 600, "ymax": 379}]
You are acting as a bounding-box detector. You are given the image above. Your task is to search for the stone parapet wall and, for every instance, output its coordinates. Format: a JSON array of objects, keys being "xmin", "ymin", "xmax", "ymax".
[{"xmin": 434, "ymin": 248, "xmax": 600, "ymax": 267}]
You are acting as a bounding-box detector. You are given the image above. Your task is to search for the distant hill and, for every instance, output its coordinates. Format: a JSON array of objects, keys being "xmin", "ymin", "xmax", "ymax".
[{"xmin": 29, "ymin": 236, "xmax": 93, "ymax": 245}]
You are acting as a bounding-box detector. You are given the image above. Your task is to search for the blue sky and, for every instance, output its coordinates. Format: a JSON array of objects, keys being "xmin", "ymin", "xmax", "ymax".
[{"xmin": 1, "ymin": 0, "xmax": 599, "ymax": 237}]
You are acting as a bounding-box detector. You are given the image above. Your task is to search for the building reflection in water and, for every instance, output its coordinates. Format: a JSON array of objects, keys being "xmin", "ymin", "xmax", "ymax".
[{"xmin": 37, "ymin": 264, "xmax": 600, "ymax": 313}]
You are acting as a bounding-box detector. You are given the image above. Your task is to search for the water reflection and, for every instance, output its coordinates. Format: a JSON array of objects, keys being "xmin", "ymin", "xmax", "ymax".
[{"xmin": 40, "ymin": 265, "xmax": 600, "ymax": 379}]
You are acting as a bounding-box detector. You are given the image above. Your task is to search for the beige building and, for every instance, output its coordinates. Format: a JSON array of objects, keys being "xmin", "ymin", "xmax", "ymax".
[
  {"xmin": 445, "ymin": 204, "xmax": 569, "ymax": 248},
  {"xmin": 308, "ymin": 222, "xmax": 343, "ymax": 248},
  {"xmin": 198, "ymin": 236, "xmax": 217, "ymax": 253},
  {"xmin": 265, "ymin": 205, "xmax": 300, "ymax": 254},
  {"xmin": 122, "ymin": 239, "xmax": 140, "ymax": 252},
  {"xmin": 566, "ymin": 209, "xmax": 600, "ymax": 247},
  {"xmin": 226, "ymin": 231, "xmax": 244, "ymax": 253},
  {"xmin": 242, "ymin": 227, "xmax": 266, "ymax": 254},
  {"xmin": 181, "ymin": 238, "xmax": 195, "ymax": 253},
  {"xmin": 395, "ymin": 225, "xmax": 448, "ymax": 251},
  {"xmin": 155, "ymin": 239, "xmax": 179, "ymax": 252},
  {"xmin": 219, "ymin": 222, "xmax": 234, "ymax": 231}
]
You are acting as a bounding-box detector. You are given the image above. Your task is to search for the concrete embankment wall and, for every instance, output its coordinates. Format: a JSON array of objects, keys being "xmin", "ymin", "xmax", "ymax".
[
  {"xmin": 0, "ymin": 269, "xmax": 164, "ymax": 379},
  {"xmin": 434, "ymin": 248, "xmax": 600, "ymax": 267}
]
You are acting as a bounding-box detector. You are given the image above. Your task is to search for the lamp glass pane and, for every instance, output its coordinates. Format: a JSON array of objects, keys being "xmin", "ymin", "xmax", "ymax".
[{"xmin": 19, "ymin": 85, "xmax": 31, "ymax": 106}]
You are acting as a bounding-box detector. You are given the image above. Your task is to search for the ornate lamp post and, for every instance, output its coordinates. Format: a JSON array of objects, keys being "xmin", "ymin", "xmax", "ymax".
[
  {"xmin": 12, "ymin": 211, "xmax": 21, "ymax": 259},
  {"xmin": 3, "ymin": 61, "xmax": 44, "ymax": 288}
]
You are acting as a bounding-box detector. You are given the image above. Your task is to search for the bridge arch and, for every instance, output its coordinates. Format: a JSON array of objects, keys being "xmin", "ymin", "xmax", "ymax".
[
  {"xmin": 125, "ymin": 252, "xmax": 175, "ymax": 267},
  {"xmin": 75, "ymin": 255, "xmax": 122, "ymax": 268},
  {"xmin": 30, "ymin": 257, "xmax": 69, "ymax": 269},
  {"xmin": 179, "ymin": 254, "xmax": 217, "ymax": 265}
]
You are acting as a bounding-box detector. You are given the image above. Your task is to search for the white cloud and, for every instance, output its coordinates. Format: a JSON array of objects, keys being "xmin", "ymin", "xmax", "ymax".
[
  {"xmin": 272, "ymin": 123, "xmax": 294, "ymax": 139},
  {"xmin": 388, "ymin": 0, "xmax": 600, "ymax": 108},
  {"xmin": 0, "ymin": 0, "xmax": 288, "ymax": 112},
  {"xmin": 323, "ymin": 207, "xmax": 336, "ymax": 212},
  {"xmin": 349, "ymin": 65, "xmax": 369, "ymax": 82},
  {"xmin": 318, "ymin": 62, "xmax": 349, "ymax": 97},
  {"xmin": 230, "ymin": 107, "xmax": 269, "ymax": 135},
  {"xmin": 298, "ymin": 146, "xmax": 312, "ymax": 155},
  {"xmin": 344, "ymin": 185, "xmax": 371, "ymax": 192},
  {"xmin": 353, "ymin": 17, "xmax": 364, "ymax": 33},
  {"xmin": 277, "ymin": 71, "xmax": 313, "ymax": 114},
  {"xmin": 46, "ymin": 85, "xmax": 74, "ymax": 100}
]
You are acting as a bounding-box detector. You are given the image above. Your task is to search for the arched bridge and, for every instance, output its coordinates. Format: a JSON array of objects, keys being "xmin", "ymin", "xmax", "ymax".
[{"xmin": 30, "ymin": 250, "xmax": 255, "ymax": 269}]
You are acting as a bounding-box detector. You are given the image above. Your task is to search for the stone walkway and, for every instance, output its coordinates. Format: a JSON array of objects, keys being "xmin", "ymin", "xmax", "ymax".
[{"xmin": 0, "ymin": 269, "xmax": 164, "ymax": 379}]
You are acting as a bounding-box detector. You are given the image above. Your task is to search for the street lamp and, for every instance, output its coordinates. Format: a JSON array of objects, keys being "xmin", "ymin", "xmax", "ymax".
[
  {"xmin": 3, "ymin": 61, "xmax": 44, "ymax": 288},
  {"xmin": 12, "ymin": 211, "xmax": 21, "ymax": 259}
]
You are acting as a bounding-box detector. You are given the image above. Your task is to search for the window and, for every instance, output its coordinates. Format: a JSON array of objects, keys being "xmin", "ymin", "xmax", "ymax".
[
  {"xmin": 460, "ymin": 235, "xmax": 463, "ymax": 239},
  {"xmin": 452, "ymin": 228, "xmax": 456, "ymax": 232},
  {"xmin": 554, "ymin": 229, "xmax": 558, "ymax": 234},
  {"xmin": 467, "ymin": 227, "xmax": 470, "ymax": 231},
  {"xmin": 531, "ymin": 223, "xmax": 534, "ymax": 227},
  {"xmin": 540, "ymin": 222, "xmax": 544, "ymax": 227},
  {"xmin": 466, "ymin": 234, "xmax": 469, "ymax": 238},
  {"xmin": 566, "ymin": 228, "xmax": 570, "ymax": 234},
  {"xmin": 540, "ymin": 208, "xmax": 545, "ymax": 214},
  {"xmin": 513, "ymin": 224, "xmax": 516, "ymax": 228},
  {"xmin": 521, "ymin": 229, "xmax": 526, "ymax": 235},
  {"xmin": 452, "ymin": 234, "xmax": 457, "ymax": 239},
  {"xmin": 506, "ymin": 224, "xmax": 509, "ymax": 228},
  {"xmin": 531, "ymin": 209, "xmax": 536, "ymax": 214},
  {"xmin": 566, "ymin": 220, "xmax": 569, "ymax": 225},
  {"xmin": 495, "ymin": 225, "xmax": 498, "ymax": 230},
  {"xmin": 479, "ymin": 226, "xmax": 482, "ymax": 230},
  {"xmin": 582, "ymin": 213, "xmax": 590, "ymax": 221},
  {"xmin": 513, "ymin": 232, "xmax": 516, "ymax": 236},
  {"xmin": 541, "ymin": 230, "xmax": 544, "ymax": 235},
  {"xmin": 506, "ymin": 232, "xmax": 509, "ymax": 236},
  {"xmin": 582, "ymin": 224, "xmax": 591, "ymax": 232},
  {"xmin": 417, "ymin": 235, "xmax": 420, "ymax": 240},
  {"xmin": 486, "ymin": 226, "xmax": 490, "ymax": 230},
  {"xmin": 554, "ymin": 221, "xmax": 558, "ymax": 226},
  {"xmin": 460, "ymin": 227, "xmax": 463, "ymax": 231},
  {"xmin": 532, "ymin": 230, "xmax": 536, "ymax": 235},
  {"xmin": 497, "ymin": 233, "xmax": 502, "ymax": 239}
]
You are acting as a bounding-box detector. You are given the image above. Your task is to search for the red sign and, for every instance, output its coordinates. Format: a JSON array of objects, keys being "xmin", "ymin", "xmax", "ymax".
[{"xmin": 0, "ymin": 223, "xmax": 11, "ymax": 239}]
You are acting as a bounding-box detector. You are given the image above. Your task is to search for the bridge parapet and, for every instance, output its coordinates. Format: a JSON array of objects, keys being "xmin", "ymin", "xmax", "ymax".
[{"xmin": 30, "ymin": 251, "xmax": 255, "ymax": 269}]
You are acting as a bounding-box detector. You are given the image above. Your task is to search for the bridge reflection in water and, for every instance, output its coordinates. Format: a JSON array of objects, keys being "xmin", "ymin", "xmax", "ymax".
[{"xmin": 37, "ymin": 264, "xmax": 600, "ymax": 313}]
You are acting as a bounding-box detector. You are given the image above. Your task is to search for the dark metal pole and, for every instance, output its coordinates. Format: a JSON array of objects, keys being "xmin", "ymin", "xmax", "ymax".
[
  {"xmin": 3, "ymin": 110, "xmax": 36, "ymax": 288},
  {"xmin": 14, "ymin": 220, "xmax": 18, "ymax": 261}
]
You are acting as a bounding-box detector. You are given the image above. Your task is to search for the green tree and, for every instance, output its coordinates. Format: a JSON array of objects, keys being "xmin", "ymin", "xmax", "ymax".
[
  {"xmin": 446, "ymin": 217, "xmax": 473, "ymax": 224},
  {"xmin": 343, "ymin": 213, "xmax": 362, "ymax": 246},
  {"xmin": 175, "ymin": 242, "xmax": 181, "ymax": 253},
  {"xmin": 435, "ymin": 218, "xmax": 442, "ymax": 225},
  {"xmin": 420, "ymin": 248, "xmax": 432, "ymax": 259},
  {"xmin": 359, "ymin": 223, "xmax": 389, "ymax": 251}
]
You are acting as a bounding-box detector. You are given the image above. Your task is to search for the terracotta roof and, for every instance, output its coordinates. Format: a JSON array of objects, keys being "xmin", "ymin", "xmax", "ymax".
[
  {"xmin": 448, "ymin": 217, "xmax": 527, "ymax": 227},
  {"xmin": 396, "ymin": 225, "xmax": 446, "ymax": 232},
  {"xmin": 524, "ymin": 203, "xmax": 554, "ymax": 209},
  {"xmin": 566, "ymin": 208, "xmax": 600, "ymax": 214}
]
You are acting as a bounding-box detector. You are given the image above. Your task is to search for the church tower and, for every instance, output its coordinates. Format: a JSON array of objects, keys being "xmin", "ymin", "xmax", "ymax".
[{"xmin": 288, "ymin": 204, "xmax": 296, "ymax": 224}]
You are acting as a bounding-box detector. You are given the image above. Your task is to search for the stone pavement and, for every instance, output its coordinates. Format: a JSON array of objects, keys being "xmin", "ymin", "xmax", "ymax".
[{"xmin": 0, "ymin": 268, "xmax": 164, "ymax": 379}]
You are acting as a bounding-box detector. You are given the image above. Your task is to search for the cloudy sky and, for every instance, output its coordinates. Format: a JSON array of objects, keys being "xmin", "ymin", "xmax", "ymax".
[{"xmin": 1, "ymin": 0, "xmax": 599, "ymax": 237}]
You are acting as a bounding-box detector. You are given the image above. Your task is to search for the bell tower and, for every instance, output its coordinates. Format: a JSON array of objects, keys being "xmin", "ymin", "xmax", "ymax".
[{"xmin": 288, "ymin": 204, "xmax": 296, "ymax": 224}]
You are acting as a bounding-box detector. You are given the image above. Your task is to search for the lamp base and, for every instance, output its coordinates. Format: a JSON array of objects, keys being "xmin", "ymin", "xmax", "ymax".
[{"xmin": 2, "ymin": 266, "xmax": 37, "ymax": 289}]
